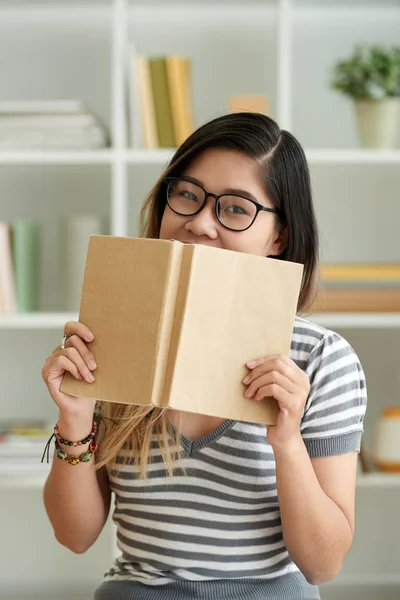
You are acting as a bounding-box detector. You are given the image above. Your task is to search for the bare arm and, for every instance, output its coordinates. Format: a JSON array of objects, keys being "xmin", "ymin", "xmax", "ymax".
[
  {"xmin": 42, "ymin": 321, "xmax": 111, "ymax": 554},
  {"xmin": 43, "ymin": 414, "xmax": 111, "ymax": 554},
  {"xmin": 275, "ymin": 435, "xmax": 356, "ymax": 585}
]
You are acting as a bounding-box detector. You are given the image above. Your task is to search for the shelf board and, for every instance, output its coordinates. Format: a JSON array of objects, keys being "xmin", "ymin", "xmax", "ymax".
[
  {"xmin": 0, "ymin": 312, "xmax": 78, "ymax": 329},
  {"xmin": 0, "ymin": 148, "xmax": 399, "ymax": 166},
  {"xmin": 125, "ymin": 148, "xmax": 175, "ymax": 164},
  {"xmin": 1, "ymin": 466, "xmax": 399, "ymax": 491},
  {"xmin": 2, "ymin": 312, "xmax": 400, "ymax": 330},
  {"xmin": 307, "ymin": 313, "xmax": 400, "ymax": 328},
  {"xmin": 306, "ymin": 149, "xmax": 400, "ymax": 165},
  {"xmin": 0, "ymin": 150, "xmax": 114, "ymax": 165},
  {"xmin": 357, "ymin": 472, "xmax": 400, "ymax": 488}
]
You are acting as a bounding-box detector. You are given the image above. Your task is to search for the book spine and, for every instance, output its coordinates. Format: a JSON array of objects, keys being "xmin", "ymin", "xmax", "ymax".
[
  {"xmin": 0, "ymin": 221, "xmax": 16, "ymax": 312},
  {"xmin": 136, "ymin": 56, "xmax": 159, "ymax": 149},
  {"xmin": 165, "ymin": 56, "xmax": 194, "ymax": 146},
  {"xmin": 12, "ymin": 220, "xmax": 40, "ymax": 312},
  {"xmin": 151, "ymin": 242, "xmax": 184, "ymax": 406},
  {"xmin": 320, "ymin": 263, "xmax": 400, "ymax": 283},
  {"xmin": 159, "ymin": 244, "xmax": 196, "ymax": 407},
  {"xmin": 61, "ymin": 216, "xmax": 105, "ymax": 312},
  {"xmin": 149, "ymin": 58, "xmax": 176, "ymax": 148}
]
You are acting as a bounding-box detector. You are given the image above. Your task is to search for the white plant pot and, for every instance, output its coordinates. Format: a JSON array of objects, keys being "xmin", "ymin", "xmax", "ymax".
[{"xmin": 354, "ymin": 98, "xmax": 400, "ymax": 149}]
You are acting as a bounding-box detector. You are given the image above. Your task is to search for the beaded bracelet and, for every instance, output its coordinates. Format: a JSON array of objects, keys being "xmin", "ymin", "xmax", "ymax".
[
  {"xmin": 55, "ymin": 439, "xmax": 99, "ymax": 466},
  {"xmin": 54, "ymin": 420, "xmax": 97, "ymax": 447}
]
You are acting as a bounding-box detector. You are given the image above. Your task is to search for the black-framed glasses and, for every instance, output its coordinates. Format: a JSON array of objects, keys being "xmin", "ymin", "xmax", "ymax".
[{"xmin": 164, "ymin": 177, "xmax": 280, "ymax": 232}]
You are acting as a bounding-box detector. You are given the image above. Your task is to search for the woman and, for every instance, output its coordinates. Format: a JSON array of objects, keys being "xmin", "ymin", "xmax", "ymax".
[{"xmin": 41, "ymin": 112, "xmax": 367, "ymax": 600}]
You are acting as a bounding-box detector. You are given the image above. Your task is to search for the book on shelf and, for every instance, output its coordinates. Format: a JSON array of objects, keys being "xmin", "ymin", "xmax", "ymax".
[
  {"xmin": 312, "ymin": 262, "xmax": 400, "ymax": 312},
  {"xmin": 320, "ymin": 262, "xmax": 400, "ymax": 286},
  {"xmin": 0, "ymin": 419, "xmax": 52, "ymax": 476},
  {"xmin": 0, "ymin": 221, "xmax": 16, "ymax": 313},
  {"xmin": 128, "ymin": 47, "xmax": 194, "ymax": 149},
  {"xmin": 61, "ymin": 236, "xmax": 303, "ymax": 425},
  {"xmin": 0, "ymin": 100, "xmax": 110, "ymax": 150},
  {"xmin": 0, "ymin": 219, "xmax": 41, "ymax": 313}
]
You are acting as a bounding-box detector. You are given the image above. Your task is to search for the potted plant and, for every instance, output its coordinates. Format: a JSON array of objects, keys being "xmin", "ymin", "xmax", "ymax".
[{"xmin": 331, "ymin": 45, "xmax": 400, "ymax": 149}]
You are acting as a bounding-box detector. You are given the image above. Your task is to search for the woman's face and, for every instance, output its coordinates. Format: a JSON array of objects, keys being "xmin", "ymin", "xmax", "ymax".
[{"xmin": 159, "ymin": 147, "xmax": 286, "ymax": 257}]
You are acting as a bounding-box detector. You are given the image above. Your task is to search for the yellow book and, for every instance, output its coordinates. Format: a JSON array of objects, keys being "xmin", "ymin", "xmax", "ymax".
[
  {"xmin": 149, "ymin": 58, "xmax": 176, "ymax": 148},
  {"xmin": 320, "ymin": 263, "xmax": 400, "ymax": 283},
  {"xmin": 136, "ymin": 56, "xmax": 158, "ymax": 149},
  {"xmin": 166, "ymin": 56, "xmax": 194, "ymax": 146}
]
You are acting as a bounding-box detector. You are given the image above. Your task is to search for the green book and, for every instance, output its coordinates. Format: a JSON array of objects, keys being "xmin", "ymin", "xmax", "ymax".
[
  {"xmin": 12, "ymin": 219, "xmax": 40, "ymax": 312},
  {"xmin": 149, "ymin": 57, "xmax": 176, "ymax": 148}
]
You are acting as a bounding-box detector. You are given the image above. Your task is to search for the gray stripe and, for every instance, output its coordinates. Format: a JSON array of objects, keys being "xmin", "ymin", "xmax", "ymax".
[
  {"xmin": 291, "ymin": 340, "xmax": 316, "ymax": 354},
  {"xmin": 110, "ymin": 481, "xmax": 279, "ymax": 505},
  {"xmin": 117, "ymin": 531, "xmax": 286, "ymax": 563},
  {"xmin": 108, "ymin": 552, "xmax": 293, "ymax": 582},
  {"xmin": 115, "ymin": 496, "xmax": 279, "ymax": 516},
  {"xmin": 292, "ymin": 325, "xmax": 323, "ymax": 341},
  {"xmin": 307, "ymin": 382, "xmax": 365, "ymax": 413},
  {"xmin": 304, "ymin": 431, "xmax": 362, "ymax": 457},
  {"xmin": 305, "ymin": 396, "xmax": 364, "ymax": 420},
  {"xmin": 115, "ymin": 519, "xmax": 283, "ymax": 547},
  {"xmin": 311, "ymin": 362, "xmax": 362, "ymax": 394},
  {"xmin": 303, "ymin": 416, "xmax": 363, "ymax": 436},
  {"xmin": 114, "ymin": 508, "xmax": 281, "ymax": 531},
  {"xmin": 112, "ymin": 466, "xmax": 276, "ymax": 492}
]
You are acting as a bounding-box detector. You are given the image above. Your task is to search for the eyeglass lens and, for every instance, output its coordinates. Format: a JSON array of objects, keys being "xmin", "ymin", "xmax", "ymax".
[{"xmin": 167, "ymin": 179, "xmax": 257, "ymax": 231}]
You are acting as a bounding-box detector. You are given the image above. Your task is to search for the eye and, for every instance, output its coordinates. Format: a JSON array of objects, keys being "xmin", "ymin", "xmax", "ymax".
[
  {"xmin": 225, "ymin": 204, "xmax": 248, "ymax": 215},
  {"xmin": 180, "ymin": 190, "xmax": 199, "ymax": 202}
]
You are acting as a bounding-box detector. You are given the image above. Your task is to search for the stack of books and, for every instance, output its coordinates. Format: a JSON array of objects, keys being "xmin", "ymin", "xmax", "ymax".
[
  {"xmin": 312, "ymin": 263, "xmax": 400, "ymax": 312},
  {"xmin": 128, "ymin": 48, "xmax": 194, "ymax": 149},
  {"xmin": 0, "ymin": 100, "xmax": 109, "ymax": 150},
  {"xmin": 0, "ymin": 420, "xmax": 53, "ymax": 478},
  {"xmin": 0, "ymin": 220, "xmax": 40, "ymax": 313}
]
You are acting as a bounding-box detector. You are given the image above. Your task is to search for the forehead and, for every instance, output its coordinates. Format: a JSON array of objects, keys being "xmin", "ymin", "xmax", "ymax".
[{"xmin": 181, "ymin": 148, "xmax": 263, "ymax": 190}]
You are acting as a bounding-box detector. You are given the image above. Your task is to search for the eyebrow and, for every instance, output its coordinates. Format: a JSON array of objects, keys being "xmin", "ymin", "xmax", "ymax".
[{"xmin": 181, "ymin": 175, "xmax": 262, "ymax": 205}]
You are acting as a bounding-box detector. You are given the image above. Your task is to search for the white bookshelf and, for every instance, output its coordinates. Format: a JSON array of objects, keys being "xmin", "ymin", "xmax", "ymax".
[{"xmin": 1, "ymin": 0, "xmax": 400, "ymax": 598}]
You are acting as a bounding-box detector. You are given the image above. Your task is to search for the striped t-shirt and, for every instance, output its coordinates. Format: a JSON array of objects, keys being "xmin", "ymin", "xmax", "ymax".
[{"xmin": 101, "ymin": 316, "xmax": 367, "ymax": 591}]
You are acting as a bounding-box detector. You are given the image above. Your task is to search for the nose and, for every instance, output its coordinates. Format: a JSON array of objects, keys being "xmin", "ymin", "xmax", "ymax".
[{"xmin": 185, "ymin": 196, "xmax": 219, "ymax": 240}]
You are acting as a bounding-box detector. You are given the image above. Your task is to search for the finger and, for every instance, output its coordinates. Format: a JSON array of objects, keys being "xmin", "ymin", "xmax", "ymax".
[
  {"xmin": 63, "ymin": 335, "xmax": 97, "ymax": 371},
  {"xmin": 252, "ymin": 382, "xmax": 291, "ymax": 404},
  {"xmin": 244, "ymin": 370, "xmax": 297, "ymax": 398},
  {"xmin": 64, "ymin": 321, "xmax": 94, "ymax": 343},
  {"xmin": 244, "ymin": 356, "xmax": 299, "ymax": 386},
  {"xmin": 44, "ymin": 354, "xmax": 83, "ymax": 382},
  {"xmin": 63, "ymin": 347, "xmax": 95, "ymax": 382}
]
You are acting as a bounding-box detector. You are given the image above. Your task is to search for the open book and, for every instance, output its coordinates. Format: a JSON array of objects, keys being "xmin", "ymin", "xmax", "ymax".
[{"xmin": 61, "ymin": 236, "xmax": 304, "ymax": 425}]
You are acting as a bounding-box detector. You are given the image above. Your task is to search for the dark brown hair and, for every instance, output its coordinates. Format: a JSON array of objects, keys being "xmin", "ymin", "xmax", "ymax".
[{"xmin": 140, "ymin": 112, "xmax": 319, "ymax": 312}]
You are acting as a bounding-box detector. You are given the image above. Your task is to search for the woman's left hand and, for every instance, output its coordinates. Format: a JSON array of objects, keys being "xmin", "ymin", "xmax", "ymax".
[{"xmin": 242, "ymin": 355, "xmax": 310, "ymax": 449}]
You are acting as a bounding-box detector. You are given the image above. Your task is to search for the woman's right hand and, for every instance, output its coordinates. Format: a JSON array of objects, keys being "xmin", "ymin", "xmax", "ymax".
[{"xmin": 41, "ymin": 321, "xmax": 98, "ymax": 420}]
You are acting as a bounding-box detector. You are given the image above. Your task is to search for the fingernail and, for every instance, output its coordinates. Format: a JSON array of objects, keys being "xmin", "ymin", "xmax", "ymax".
[
  {"xmin": 89, "ymin": 360, "xmax": 97, "ymax": 370},
  {"xmin": 87, "ymin": 373, "xmax": 95, "ymax": 382},
  {"xmin": 242, "ymin": 376, "xmax": 250, "ymax": 384},
  {"xmin": 247, "ymin": 360, "xmax": 257, "ymax": 369},
  {"xmin": 85, "ymin": 333, "xmax": 94, "ymax": 342}
]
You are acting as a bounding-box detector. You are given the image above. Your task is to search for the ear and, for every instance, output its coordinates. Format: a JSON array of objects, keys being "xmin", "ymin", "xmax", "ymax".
[{"xmin": 268, "ymin": 225, "xmax": 288, "ymax": 257}]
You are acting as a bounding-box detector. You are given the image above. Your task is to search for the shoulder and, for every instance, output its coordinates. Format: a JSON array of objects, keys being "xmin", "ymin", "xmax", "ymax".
[{"xmin": 291, "ymin": 315, "xmax": 363, "ymax": 378}]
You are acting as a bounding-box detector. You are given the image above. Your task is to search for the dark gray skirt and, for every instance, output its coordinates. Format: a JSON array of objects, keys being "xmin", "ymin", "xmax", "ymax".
[{"xmin": 94, "ymin": 572, "xmax": 320, "ymax": 600}]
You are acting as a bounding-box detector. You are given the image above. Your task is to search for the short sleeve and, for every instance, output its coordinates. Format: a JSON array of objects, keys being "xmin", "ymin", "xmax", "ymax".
[{"xmin": 300, "ymin": 330, "xmax": 367, "ymax": 458}]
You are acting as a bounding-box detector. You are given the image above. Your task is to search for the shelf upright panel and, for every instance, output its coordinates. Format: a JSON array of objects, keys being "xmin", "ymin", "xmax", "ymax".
[
  {"xmin": 111, "ymin": 0, "xmax": 129, "ymax": 237},
  {"xmin": 276, "ymin": 0, "xmax": 292, "ymax": 129}
]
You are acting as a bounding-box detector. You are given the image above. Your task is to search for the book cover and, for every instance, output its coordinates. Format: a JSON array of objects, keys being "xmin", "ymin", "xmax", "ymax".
[
  {"xmin": 149, "ymin": 58, "xmax": 176, "ymax": 148},
  {"xmin": 61, "ymin": 236, "xmax": 304, "ymax": 425}
]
